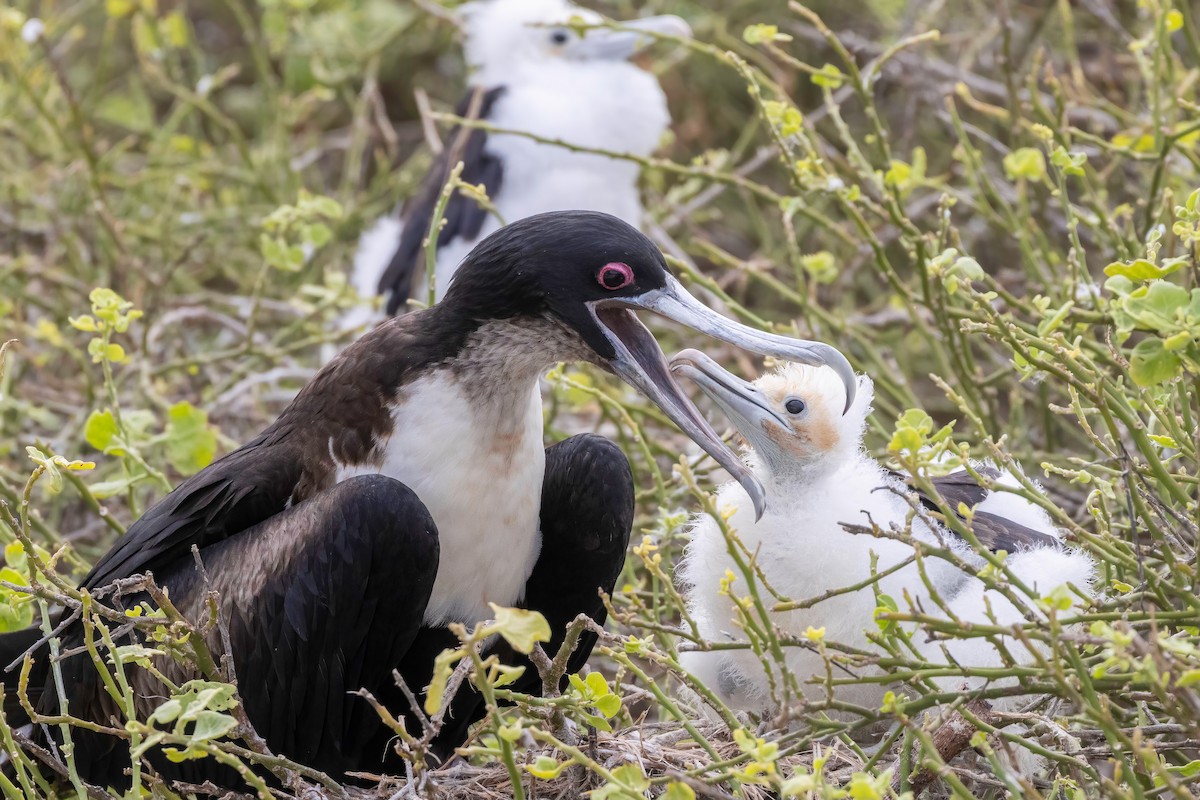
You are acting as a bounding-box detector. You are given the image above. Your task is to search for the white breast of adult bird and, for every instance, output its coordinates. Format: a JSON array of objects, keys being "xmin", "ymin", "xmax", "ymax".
[{"xmin": 669, "ymin": 350, "xmax": 1095, "ymax": 714}]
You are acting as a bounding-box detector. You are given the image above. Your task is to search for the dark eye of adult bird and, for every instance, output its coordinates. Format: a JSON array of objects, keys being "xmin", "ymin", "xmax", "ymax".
[
  {"xmin": 0, "ymin": 211, "xmax": 854, "ymax": 791},
  {"xmin": 598, "ymin": 262, "xmax": 634, "ymax": 290},
  {"xmin": 785, "ymin": 398, "xmax": 806, "ymax": 415},
  {"xmin": 550, "ymin": 28, "xmax": 570, "ymax": 44}
]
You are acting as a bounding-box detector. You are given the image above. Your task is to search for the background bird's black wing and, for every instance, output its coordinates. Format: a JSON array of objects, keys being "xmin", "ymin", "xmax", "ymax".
[
  {"xmin": 81, "ymin": 427, "xmax": 303, "ymax": 590},
  {"xmin": 887, "ymin": 467, "xmax": 1058, "ymax": 553},
  {"xmin": 379, "ymin": 85, "xmax": 507, "ymax": 313}
]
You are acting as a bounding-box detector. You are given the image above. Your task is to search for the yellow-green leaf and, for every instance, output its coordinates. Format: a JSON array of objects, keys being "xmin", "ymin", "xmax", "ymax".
[
  {"xmin": 663, "ymin": 783, "xmax": 696, "ymax": 800},
  {"xmin": 527, "ymin": 755, "xmax": 569, "ymax": 780},
  {"xmin": 166, "ymin": 401, "xmax": 217, "ymax": 475},
  {"xmin": 486, "ymin": 604, "xmax": 550, "ymax": 654},
  {"xmin": 423, "ymin": 646, "xmax": 465, "ymax": 714},
  {"xmin": 85, "ymin": 409, "xmax": 121, "ymax": 453},
  {"xmin": 1103, "ymin": 258, "xmax": 1184, "ymax": 281},
  {"xmin": 1003, "ymin": 147, "xmax": 1046, "ymax": 181}
]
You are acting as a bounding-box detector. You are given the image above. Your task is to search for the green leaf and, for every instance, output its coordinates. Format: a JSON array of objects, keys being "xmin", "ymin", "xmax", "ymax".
[
  {"xmin": 165, "ymin": 402, "xmax": 217, "ymax": 475},
  {"xmin": 594, "ymin": 693, "xmax": 621, "ymax": 719},
  {"xmin": 486, "ymin": 604, "xmax": 550, "ymax": 654},
  {"xmin": 663, "ymin": 783, "xmax": 696, "ymax": 800},
  {"xmin": 1003, "ymin": 147, "xmax": 1046, "ymax": 181},
  {"xmin": 1122, "ymin": 281, "xmax": 1192, "ymax": 333},
  {"xmin": 303, "ymin": 222, "xmax": 332, "ymax": 248},
  {"xmin": 1050, "ymin": 146, "xmax": 1087, "ymax": 176},
  {"xmin": 800, "ymin": 251, "xmax": 837, "ymax": 284},
  {"xmin": 160, "ymin": 10, "xmax": 189, "ymax": 48},
  {"xmin": 106, "ymin": 0, "xmax": 136, "ymax": 17},
  {"xmin": 0, "ymin": 603, "xmax": 32, "ymax": 634},
  {"xmin": 490, "ymin": 663, "xmax": 526, "ymax": 688},
  {"xmin": 584, "ymin": 671, "xmax": 610, "ymax": 697},
  {"xmin": 111, "ymin": 644, "xmax": 164, "ymax": 669},
  {"xmin": 1038, "ymin": 584, "xmax": 1075, "ymax": 612},
  {"xmin": 1103, "ymin": 258, "xmax": 1184, "ymax": 281},
  {"xmin": 811, "ymin": 63, "xmax": 844, "ymax": 89},
  {"xmin": 888, "ymin": 408, "xmax": 934, "ymax": 454},
  {"xmin": 149, "ymin": 699, "xmax": 184, "ymax": 725},
  {"xmin": 162, "ymin": 745, "xmax": 207, "ymax": 763},
  {"xmin": 874, "ymin": 594, "xmax": 898, "ymax": 632},
  {"xmin": 611, "ymin": 763, "xmax": 649, "ymax": 792},
  {"xmin": 527, "ymin": 755, "xmax": 569, "ymax": 780},
  {"xmin": 0, "ymin": 568, "xmax": 29, "ymax": 590},
  {"xmin": 84, "ymin": 409, "xmax": 120, "ymax": 453},
  {"xmin": 305, "ymin": 193, "xmax": 344, "ymax": 219},
  {"xmin": 581, "ymin": 712, "xmax": 612, "ymax": 732},
  {"xmin": 424, "ymin": 646, "xmax": 464, "ymax": 714},
  {"xmin": 743, "ymin": 24, "xmax": 791, "ymax": 44},
  {"xmin": 1130, "ymin": 338, "xmax": 1181, "ymax": 387},
  {"xmin": 1176, "ymin": 669, "xmax": 1200, "ymax": 688},
  {"xmin": 848, "ymin": 772, "xmax": 885, "ymax": 800},
  {"xmin": 4, "ymin": 542, "xmax": 26, "ymax": 572},
  {"xmin": 69, "ymin": 315, "xmax": 98, "ymax": 332},
  {"xmin": 191, "ymin": 710, "xmax": 237, "ymax": 743}
]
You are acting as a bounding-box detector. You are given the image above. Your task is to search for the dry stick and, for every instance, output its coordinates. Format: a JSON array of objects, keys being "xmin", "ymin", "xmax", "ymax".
[
  {"xmin": 892, "ymin": 698, "xmax": 1004, "ymax": 797},
  {"xmin": 9, "ymin": 729, "xmax": 110, "ymax": 800}
]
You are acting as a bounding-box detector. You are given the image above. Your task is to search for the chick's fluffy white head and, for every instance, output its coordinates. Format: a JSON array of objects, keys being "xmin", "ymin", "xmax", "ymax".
[
  {"xmin": 461, "ymin": 0, "xmax": 602, "ymax": 74},
  {"xmin": 745, "ymin": 363, "xmax": 874, "ymax": 482}
]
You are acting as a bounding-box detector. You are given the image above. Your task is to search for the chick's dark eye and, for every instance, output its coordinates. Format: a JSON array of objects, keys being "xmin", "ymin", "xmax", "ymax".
[
  {"xmin": 550, "ymin": 30, "xmax": 570, "ymax": 44},
  {"xmin": 597, "ymin": 262, "xmax": 634, "ymax": 291},
  {"xmin": 785, "ymin": 398, "xmax": 806, "ymax": 415}
]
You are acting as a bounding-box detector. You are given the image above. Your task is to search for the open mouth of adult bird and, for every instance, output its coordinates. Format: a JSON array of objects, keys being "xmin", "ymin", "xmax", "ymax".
[
  {"xmin": 589, "ymin": 275, "xmax": 854, "ymax": 520},
  {"xmin": 565, "ymin": 15, "xmax": 693, "ymax": 61}
]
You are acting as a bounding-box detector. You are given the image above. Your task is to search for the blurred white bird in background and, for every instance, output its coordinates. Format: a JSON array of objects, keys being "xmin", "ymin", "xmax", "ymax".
[
  {"xmin": 670, "ymin": 349, "xmax": 1095, "ymax": 717},
  {"xmin": 349, "ymin": 0, "xmax": 691, "ymax": 325}
]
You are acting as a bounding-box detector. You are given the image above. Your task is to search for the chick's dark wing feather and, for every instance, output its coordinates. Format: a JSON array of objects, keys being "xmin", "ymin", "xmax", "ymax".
[
  {"xmin": 886, "ymin": 467, "xmax": 1058, "ymax": 553},
  {"xmin": 379, "ymin": 85, "xmax": 507, "ymax": 313}
]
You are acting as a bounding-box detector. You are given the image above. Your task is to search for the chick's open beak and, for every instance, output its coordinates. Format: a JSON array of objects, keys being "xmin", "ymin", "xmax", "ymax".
[
  {"xmin": 589, "ymin": 278, "xmax": 853, "ymax": 521},
  {"xmin": 566, "ymin": 15, "xmax": 692, "ymax": 61}
]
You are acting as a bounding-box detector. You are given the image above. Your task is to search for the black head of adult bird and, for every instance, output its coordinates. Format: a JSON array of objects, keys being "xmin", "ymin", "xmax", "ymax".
[{"xmin": 3, "ymin": 211, "xmax": 854, "ymax": 791}]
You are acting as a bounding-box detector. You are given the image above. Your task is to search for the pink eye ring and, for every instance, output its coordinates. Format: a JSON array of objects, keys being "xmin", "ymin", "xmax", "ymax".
[{"xmin": 597, "ymin": 262, "xmax": 634, "ymax": 291}]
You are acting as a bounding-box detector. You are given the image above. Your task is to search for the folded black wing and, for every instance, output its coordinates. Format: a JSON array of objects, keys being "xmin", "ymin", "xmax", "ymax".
[
  {"xmin": 887, "ymin": 467, "xmax": 1059, "ymax": 553},
  {"xmin": 379, "ymin": 85, "xmax": 507, "ymax": 314},
  {"xmin": 81, "ymin": 428, "xmax": 304, "ymax": 590}
]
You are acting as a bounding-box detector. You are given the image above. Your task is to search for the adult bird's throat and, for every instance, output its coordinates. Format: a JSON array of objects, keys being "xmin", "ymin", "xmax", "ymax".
[{"xmin": 333, "ymin": 318, "xmax": 588, "ymax": 625}]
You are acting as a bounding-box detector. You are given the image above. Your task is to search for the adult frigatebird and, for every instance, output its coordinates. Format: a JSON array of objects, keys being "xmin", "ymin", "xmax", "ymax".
[
  {"xmin": 670, "ymin": 350, "xmax": 1094, "ymax": 714},
  {"xmin": 350, "ymin": 0, "xmax": 690, "ymax": 318},
  {"xmin": 7, "ymin": 212, "xmax": 853, "ymax": 789}
]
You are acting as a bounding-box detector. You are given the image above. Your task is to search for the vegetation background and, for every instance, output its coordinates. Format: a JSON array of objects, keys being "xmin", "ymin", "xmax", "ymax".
[{"xmin": 2, "ymin": 0, "xmax": 1200, "ymax": 797}]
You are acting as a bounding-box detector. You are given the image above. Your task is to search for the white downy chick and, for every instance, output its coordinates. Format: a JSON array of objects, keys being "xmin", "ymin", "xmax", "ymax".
[
  {"xmin": 347, "ymin": 0, "xmax": 690, "ymax": 325},
  {"xmin": 671, "ymin": 349, "xmax": 1095, "ymax": 716}
]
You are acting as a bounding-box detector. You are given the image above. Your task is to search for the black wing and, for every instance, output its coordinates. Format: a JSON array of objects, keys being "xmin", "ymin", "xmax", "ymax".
[
  {"xmin": 80, "ymin": 312, "xmax": 446, "ymax": 590},
  {"xmin": 379, "ymin": 85, "xmax": 507, "ymax": 314},
  {"xmin": 81, "ymin": 428, "xmax": 304, "ymax": 590},
  {"xmin": 888, "ymin": 467, "xmax": 1059, "ymax": 553}
]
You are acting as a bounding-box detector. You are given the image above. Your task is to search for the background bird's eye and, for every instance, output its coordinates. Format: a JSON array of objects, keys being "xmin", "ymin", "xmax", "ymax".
[
  {"xmin": 597, "ymin": 262, "xmax": 634, "ymax": 291},
  {"xmin": 785, "ymin": 398, "xmax": 806, "ymax": 415},
  {"xmin": 550, "ymin": 30, "xmax": 570, "ymax": 45}
]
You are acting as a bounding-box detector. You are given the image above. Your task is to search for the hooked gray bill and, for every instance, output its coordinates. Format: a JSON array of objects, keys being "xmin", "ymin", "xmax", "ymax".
[
  {"xmin": 564, "ymin": 15, "xmax": 693, "ymax": 61},
  {"xmin": 589, "ymin": 278, "xmax": 854, "ymax": 521}
]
